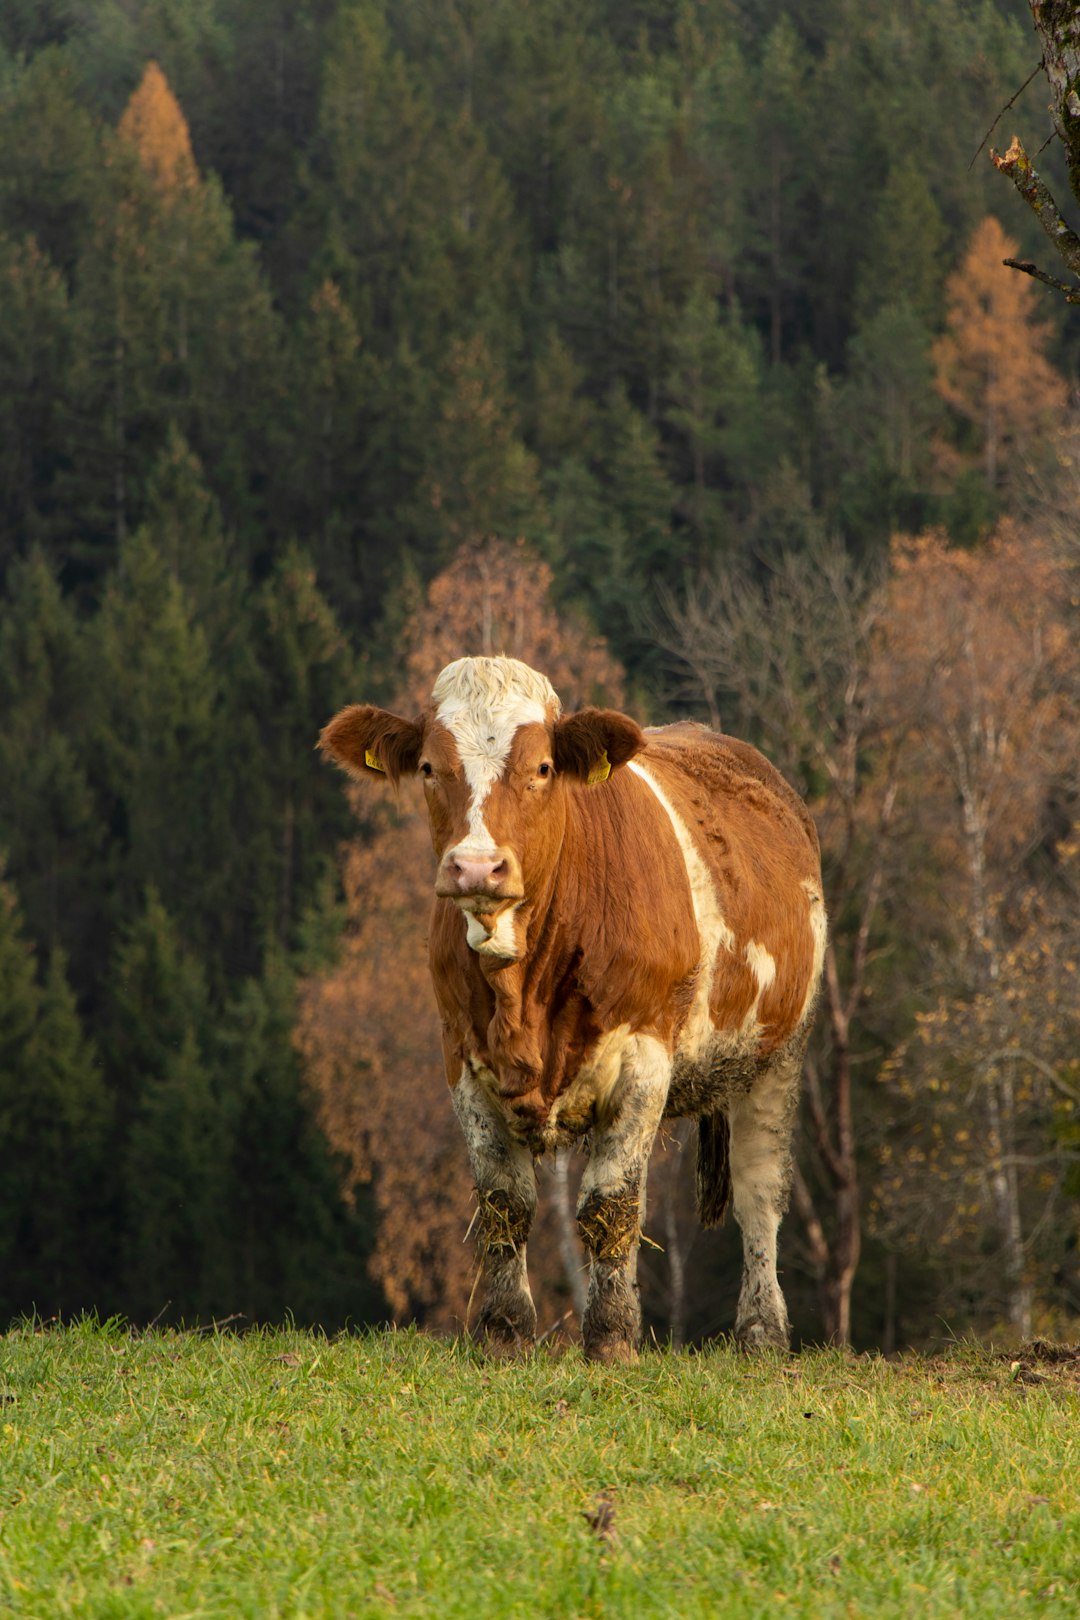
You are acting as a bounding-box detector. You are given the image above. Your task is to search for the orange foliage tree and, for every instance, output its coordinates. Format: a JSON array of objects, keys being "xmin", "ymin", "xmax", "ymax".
[
  {"xmin": 296, "ymin": 539, "xmax": 624, "ymax": 1330},
  {"xmin": 117, "ymin": 61, "xmax": 199, "ymax": 201},
  {"xmin": 932, "ymin": 217, "xmax": 1067, "ymax": 492},
  {"xmin": 870, "ymin": 526, "xmax": 1079, "ymax": 1337}
]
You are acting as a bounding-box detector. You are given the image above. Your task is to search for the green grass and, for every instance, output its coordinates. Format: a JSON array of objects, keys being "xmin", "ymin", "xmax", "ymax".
[{"xmin": 0, "ymin": 1323, "xmax": 1077, "ymax": 1618}]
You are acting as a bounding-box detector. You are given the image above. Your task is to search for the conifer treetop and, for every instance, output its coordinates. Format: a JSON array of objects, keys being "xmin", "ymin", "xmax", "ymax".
[{"xmin": 117, "ymin": 61, "xmax": 198, "ymax": 199}]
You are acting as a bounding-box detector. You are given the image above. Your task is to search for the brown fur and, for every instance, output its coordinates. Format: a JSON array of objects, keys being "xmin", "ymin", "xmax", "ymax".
[
  {"xmin": 553, "ymin": 708, "xmax": 646, "ymax": 779},
  {"xmin": 321, "ymin": 671, "xmax": 825, "ymax": 1356},
  {"xmin": 319, "ymin": 705, "xmax": 423, "ymax": 786}
]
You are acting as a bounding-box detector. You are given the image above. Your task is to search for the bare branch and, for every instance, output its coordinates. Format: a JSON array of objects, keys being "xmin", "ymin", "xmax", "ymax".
[
  {"xmin": 969, "ymin": 58, "xmax": 1044, "ymax": 169},
  {"xmin": 985, "ymin": 1046, "xmax": 1080, "ymax": 1106},
  {"xmin": 1003, "ymin": 255, "xmax": 1080, "ymax": 301},
  {"xmin": 991, "ymin": 134, "xmax": 1080, "ymax": 287}
]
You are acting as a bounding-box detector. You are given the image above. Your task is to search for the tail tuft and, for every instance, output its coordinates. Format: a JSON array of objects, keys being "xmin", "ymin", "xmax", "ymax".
[{"xmin": 696, "ymin": 1111, "xmax": 731, "ymax": 1228}]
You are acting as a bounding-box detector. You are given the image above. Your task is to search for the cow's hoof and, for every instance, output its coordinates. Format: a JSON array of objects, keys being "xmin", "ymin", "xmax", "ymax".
[
  {"xmin": 582, "ymin": 1337, "xmax": 639, "ymax": 1366},
  {"xmin": 473, "ymin": 1311, "xmax": 535, "ymax": 1359},
  {"xmin": 734, "ymin": 1316, "xmax": 789, "ymax": 1353}
]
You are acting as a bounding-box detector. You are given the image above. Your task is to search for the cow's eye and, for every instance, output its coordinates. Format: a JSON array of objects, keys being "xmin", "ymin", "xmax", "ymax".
[
  {"xmin": 537, "ymin": 762, "xmax": 552, "ymax": 778},
  {"xmin": 420, "ymin": 761, "xmax": 433, "ymax": 778}
]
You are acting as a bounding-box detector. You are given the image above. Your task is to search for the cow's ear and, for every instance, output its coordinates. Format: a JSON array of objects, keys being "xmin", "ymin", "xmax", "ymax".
[
  {"xmin": 553, "ymin": 707, "xmax": 645, "ymax": 784},
  {"xmin": 319, "ymin": 705, "xmax": 424, "ymax": 786}
]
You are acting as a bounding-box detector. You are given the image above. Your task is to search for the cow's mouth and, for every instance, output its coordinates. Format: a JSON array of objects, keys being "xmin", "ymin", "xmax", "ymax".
[{"xmin": 456, "ymin": 897, "xmax": 522, "ymax": 960}]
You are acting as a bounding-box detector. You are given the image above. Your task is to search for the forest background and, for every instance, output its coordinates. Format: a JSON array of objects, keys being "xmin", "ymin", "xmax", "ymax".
[{"xmin": 1, "ymin": 0, "xmax": 1078, "ymax": 1351}]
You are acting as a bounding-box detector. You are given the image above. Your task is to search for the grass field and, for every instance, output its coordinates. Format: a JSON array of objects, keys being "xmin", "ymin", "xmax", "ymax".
[{"xmin": 0, "ymin": 1322, "xmax": 1077, "ymax": 1618}]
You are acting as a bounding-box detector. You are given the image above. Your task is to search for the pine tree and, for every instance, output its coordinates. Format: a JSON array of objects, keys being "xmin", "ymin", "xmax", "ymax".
[
  {"xmin": 87, "ymin": 521, "xmax": 221, "ymax": 961},
  {"xmin": 0, "ymin": 232, "xmax": 73, "ymax": 571},
  {"xmin": 854, "ymin": 158, "xmax": 946, "ymax": 331},
  {"xmin": 214, "ymin": 950, "xmax": 379, "ymax": 1327},
  {"xmin": 65, "ymin": 60, "xmax": 281, "ymax": 586},
  {"xmin": 406, "ymin": 331, "xmax": 547, "ymax": 564},
  {"xmin": 0, "ymin": 869, "xmax": 109, "ymax": 1322},
  {"xmin": 0, "ymin": 549, "xmax": 101, "ymax": 974},
  {"xmin": 107, "ymin": 891, "xmax": 227, "ymax": 1320},
  {"xmin": 663, "ymin": 287, "xmax": 766, "ymax": 541}
]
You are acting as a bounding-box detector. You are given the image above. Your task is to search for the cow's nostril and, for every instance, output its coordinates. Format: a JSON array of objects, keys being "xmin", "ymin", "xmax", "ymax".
[{"xmin": 492, "ymin": 860, "xmax": 508, "ymax": 880}]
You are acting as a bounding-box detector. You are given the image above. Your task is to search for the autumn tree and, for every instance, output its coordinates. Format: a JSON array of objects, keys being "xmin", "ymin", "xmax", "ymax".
[
  {"xmin": 933, "ymin": 217, "xmax": 1067, "ymax": 497},
  {"xmin": 298, "ymin": 538, "xmax": 624, "ymax": 1332},
  {"xmin": 871, "ymin": 527, "xmax": 1078, "ymax": 1338},
  {"xmin": 656, "ymin": 535, "xmax": 907, "ymax": 1345}
]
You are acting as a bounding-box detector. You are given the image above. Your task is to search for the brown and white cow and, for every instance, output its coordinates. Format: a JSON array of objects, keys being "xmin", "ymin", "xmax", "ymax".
[{"xmin": 320, "ymin": 656, "xmax": 826, "ymax": 1362}]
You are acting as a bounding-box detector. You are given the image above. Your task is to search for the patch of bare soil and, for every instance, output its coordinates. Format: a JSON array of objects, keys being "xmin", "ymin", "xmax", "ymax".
[{"xmin": 1006, "ymin": 1340, "xmax": 1080, "ymax": 1387}]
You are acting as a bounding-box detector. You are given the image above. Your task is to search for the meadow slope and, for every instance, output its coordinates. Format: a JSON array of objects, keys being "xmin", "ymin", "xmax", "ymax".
[{"xmin": 0, "ymin": 1323, "xmax": 1077, "ymax": 1618}]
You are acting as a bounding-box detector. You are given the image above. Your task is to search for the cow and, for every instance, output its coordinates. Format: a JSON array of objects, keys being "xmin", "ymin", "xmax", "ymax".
[{"xmin": 320, "ymin": 655, "xmax": 826, "ymax": 1362}]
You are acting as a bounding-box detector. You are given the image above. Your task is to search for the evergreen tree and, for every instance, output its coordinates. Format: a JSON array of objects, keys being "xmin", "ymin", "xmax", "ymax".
[
  {"xmin": 854, "ymin": 158, "xmax": 947, "ymax": 332},
  {"xmin": 228, "ymin": 544, "xmax": 358, "ymax": 962},
  {"xmin": 663, "ymin": 287, "xmax": 766, "ymax": 542},
  {"xmin": 0, "ymin": 550, "xmax": 101, "ymax": 972},
  {"xmin": 215, "ymin": 950, "xmax": 380, "ymax": 1327},
  {"xmin": 0, "ymin": 869, "xmax": 109, "ymax": 1322},
  {"xmin": 836, "ymin": 302, "xmax": 942, "ymax": 546},
  {"xmin": 85, "ymin": 518, "xmax": 224, "ymax": 978},
  {"xmin": 63, "ymin": 61, "xmax": 281, "ymax": 588},
  {"xmin": 0, "ymin": 232, "xmax": 73, "ymax": 571},
  {"xmin": 107, "ymin": 890, "xmax": 227, "ymax": 1320}
]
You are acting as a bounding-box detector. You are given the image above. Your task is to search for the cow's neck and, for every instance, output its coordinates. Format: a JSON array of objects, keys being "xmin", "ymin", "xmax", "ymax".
[{"xmin": 477, "ymin": 820, "xmax": 580, "ymax": 1091}]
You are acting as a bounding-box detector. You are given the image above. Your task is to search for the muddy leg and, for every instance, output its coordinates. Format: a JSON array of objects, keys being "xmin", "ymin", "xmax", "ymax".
[
  {"xmin": 452, "ymin": 1068, "xmax": 537, "ymax": 1355},
  {"xmin": 577, "ymin": 1036, "xmax": 669, "ymax": 1364},
  {"xmin": 727, "ymin": 1049, "xmax": 801, "ymax": 1350}
]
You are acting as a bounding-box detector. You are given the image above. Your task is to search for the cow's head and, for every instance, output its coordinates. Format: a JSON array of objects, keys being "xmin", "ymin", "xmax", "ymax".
[{"xmin": 319, "ymin": 656, "xmax": 644, "ymax": 960}]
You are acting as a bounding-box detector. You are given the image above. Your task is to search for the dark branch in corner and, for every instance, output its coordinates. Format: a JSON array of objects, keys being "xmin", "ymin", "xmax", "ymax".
[
  {"xmin": 991, "ymin": 134, "xmax": 1080, "ymax": 301},
  {"xmin": 1003, "ymin": 257, "xmax": 1080, "ymax": 303}
]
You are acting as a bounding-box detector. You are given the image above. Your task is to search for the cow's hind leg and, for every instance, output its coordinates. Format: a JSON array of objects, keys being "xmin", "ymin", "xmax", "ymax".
[
  {"xmin": 452, "ymin": 1068, "xmax": 537, "ymax": 1356},
  {"xmin": 727, "ymin": 1043, "xmax": 802, "ymax": 1350},
  {"xmin": 577, "ymin": 1035, "xmax": 669, "ymax": 1364}
]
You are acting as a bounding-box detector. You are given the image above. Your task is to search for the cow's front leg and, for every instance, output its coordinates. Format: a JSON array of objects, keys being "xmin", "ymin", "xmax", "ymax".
[
  {"xmin": 452, "ymin": 1066, "xmax": 537, "ymax": 1356},
  {"xmin": 577, "ymin": 1035, "xmax": 670, "ymax": 1364},
  {"xmin": 727, "ymin": 1048, "xmax": 801, "ymax": 1350}
]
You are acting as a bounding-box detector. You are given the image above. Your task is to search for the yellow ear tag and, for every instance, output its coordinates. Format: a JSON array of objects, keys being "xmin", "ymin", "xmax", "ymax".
[
  {"xmin": 364, "ymin": 749, "xmax": 386, "ymax": 773},
  {"xmin": 587, "ymin": 751, "xmax": 611, "ymax": 786}
]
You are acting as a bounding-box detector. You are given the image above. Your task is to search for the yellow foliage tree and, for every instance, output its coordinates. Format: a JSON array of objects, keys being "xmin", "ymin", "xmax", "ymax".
[
  {"xmin": 933, "ymin": 217, "xmax": 1066, "ymax": 490},
  {"xmin": 118, "ymin": 61, "xmax": 198, "ymax": 201},
  {"xmin": 871, "ymin": 525, "xmax": 1078, "ymax": 1338}
]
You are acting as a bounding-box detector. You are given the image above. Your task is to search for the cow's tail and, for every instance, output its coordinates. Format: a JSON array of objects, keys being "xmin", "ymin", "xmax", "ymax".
[{"xmin": 696, "ymin": 1110, "xmax": 731, "ymax": 1228}]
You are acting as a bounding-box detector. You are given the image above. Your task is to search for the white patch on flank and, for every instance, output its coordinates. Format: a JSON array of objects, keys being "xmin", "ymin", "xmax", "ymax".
[
  {"xmin": 740, "ymin": 940, "xmax": 778, "ymax": 1036},
  {"xmin": 797, "ymin": 878, "xmax": 828, "ymax": 1028},
  {"xmin": 577, "ymin": 1033, "xmax": 671, "ymax": 1229},
  {"xmin": 626, "ymin": 760, "xmax": 735, "ymax": 1062},
  {"xmin": 433, "ymin": 657, "xmax": 560, "ymax": 852},
  {"xmin": 546, "ymin": 1023, "xmax": 634, "ymax": 1143}
]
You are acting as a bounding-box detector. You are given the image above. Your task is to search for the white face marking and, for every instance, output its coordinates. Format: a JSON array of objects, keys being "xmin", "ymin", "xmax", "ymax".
[
  {"xmin": 797, "ymin": 880, "xmax": 828, "ymax": 1028},
  {"xmin": 432, "ymin": 657, "xmax": 559, "ymax": 856},
  {"xmin": 627, "ymin": 760, "xmax": 735, "ymax": 1061}
]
